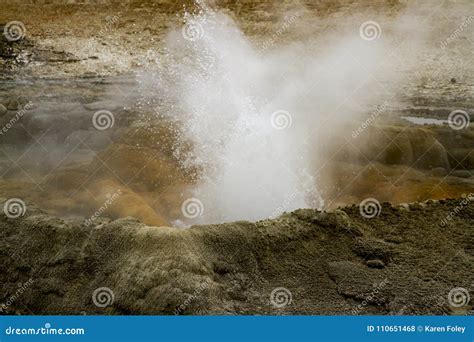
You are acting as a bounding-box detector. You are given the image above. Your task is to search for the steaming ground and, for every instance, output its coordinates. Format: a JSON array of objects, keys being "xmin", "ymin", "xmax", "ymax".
[
  {"xmin": 0, "ymin": 0, "xmax": 473, "ymax": 316},
  {"xmin": 0, "ymin": 0, "xmax": 473, "ymax": 228}
]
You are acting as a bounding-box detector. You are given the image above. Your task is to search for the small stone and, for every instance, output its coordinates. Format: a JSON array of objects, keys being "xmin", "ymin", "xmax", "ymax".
[
  {"xmin": 6, "ymin": 98, "xmax": 19, "ymax": 111},
  {"xmin": 0, "ymin": 104, "xmax": 6, "ymax": 116},
  {"xmin": 429, "ymin": 167, "xmax": 448, "ymax": 177},
  {"xmin": 450, "ymin": 170, "xmax": 472, "ymax": 178},
  {"xmin": 409, "ymin": 202, "xmax": 426, "ymax": 210},
  {"xmin": 397, "ymin": 203, "xmax": 410, "ymax": 212},
  {"xmin": 423, "ymin": 199, "xmax": 439, "ymax": 206},
  {"xmin": 335, "ymin": 209, "xmax": 363, "ymax": 236},
  {"xmin": 366, "ymin": 259, "xmax": 385, "ymax": 269}
]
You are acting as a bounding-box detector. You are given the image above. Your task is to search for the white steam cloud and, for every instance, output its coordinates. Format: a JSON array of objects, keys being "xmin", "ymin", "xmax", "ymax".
[{"xmin": 138, "ymin": 1, "xmax": 427, "ymax": 225}]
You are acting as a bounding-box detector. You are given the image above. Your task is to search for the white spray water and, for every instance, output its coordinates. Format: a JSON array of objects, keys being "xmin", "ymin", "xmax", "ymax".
[{"xmin": 138, "ymin": 1, "xmax": 414, "ymax": 225}]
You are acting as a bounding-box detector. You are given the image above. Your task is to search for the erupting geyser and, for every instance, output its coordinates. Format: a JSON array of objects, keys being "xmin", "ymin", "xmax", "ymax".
[{"xmin": 138, "ymin": 1, "xmax": 399, "ymax": 225}]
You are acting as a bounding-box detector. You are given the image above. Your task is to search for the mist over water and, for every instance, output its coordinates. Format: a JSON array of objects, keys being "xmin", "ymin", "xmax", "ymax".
[{"xmin": 138, "ymin": 1, "xmax": 419, "ymax": 225}]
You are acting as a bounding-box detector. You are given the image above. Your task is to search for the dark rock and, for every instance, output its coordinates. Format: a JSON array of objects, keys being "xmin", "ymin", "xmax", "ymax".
[
  {"xmin": 366, "ymin": 259, "xmax": 385, "ymax": 269},
  {"xmin": 6, "ymin": 98, "xmax": 20, "ymax": 111},
  {"xmin": 450, "ymin": 170, "xmax": 472, "ymax": 179},
  {"xmin": 429, "ymin": 167, "xmax": 448, "ymax": 177},
  {"xmin": 0, "ymin": 104, "xmax": 7, "ymax": 116}
]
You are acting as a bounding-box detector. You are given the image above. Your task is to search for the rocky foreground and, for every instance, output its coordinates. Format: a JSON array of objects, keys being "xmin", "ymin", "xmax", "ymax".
[{"xmin": 0, "ymin": 197, "xmax": 472, "ymax": 315}]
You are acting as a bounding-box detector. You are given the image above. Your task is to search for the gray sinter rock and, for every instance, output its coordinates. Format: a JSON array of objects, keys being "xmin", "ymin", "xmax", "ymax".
[{"xmin": 0, "ymin": 198, "xmax": 472, "ymax": 315}]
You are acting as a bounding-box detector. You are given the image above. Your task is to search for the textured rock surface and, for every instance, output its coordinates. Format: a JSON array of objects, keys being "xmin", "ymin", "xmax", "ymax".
[{"xmin": 0, "ymin": 197, "xmax": 472, "ymax": 315}]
